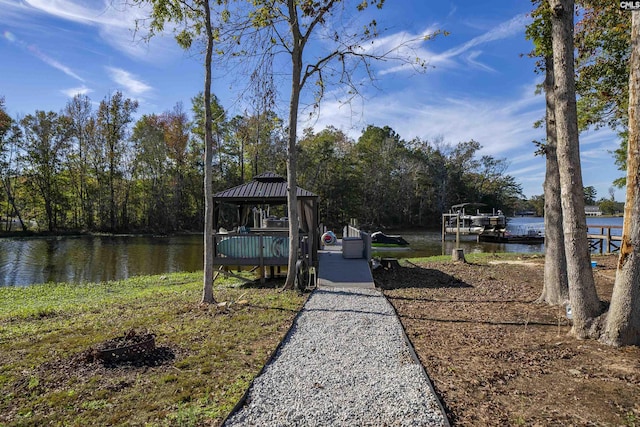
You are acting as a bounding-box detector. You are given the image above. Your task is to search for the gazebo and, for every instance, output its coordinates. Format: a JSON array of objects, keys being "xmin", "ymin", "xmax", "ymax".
[{"xmin": 211, "ymin": 172, "xmax": 320, "ymax": 283}]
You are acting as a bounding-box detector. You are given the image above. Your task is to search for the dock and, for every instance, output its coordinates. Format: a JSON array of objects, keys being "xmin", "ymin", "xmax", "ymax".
[{"xmin": 317, "ymin": 240, "xmax": 375, "ymax": 289}]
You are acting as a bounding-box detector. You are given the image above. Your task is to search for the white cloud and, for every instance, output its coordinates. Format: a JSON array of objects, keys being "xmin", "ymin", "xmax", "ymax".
[
  {"xmin": 61, "ymin": 85, "xmax": 93, "ymax": 97},
  {"xmin": 0, "ymin": 1, "xmax": 32, "ymax": 24},
  {"xmin": 21, "ymin": 0, "xmax": 142, "ymax": 29},
  {"xmin": 106, "ymin": 67, "xmax": 152, "ymax": 95},
  {"xmin": 440, "ymin": 13, "xmax": 531, "ymax": 59},
  {"xmin": 463, "ymin": 51, "xmax": 496, "ymax": 72},
  {"xmin": 376, "ymin": 13, "xmax": 532, "ymax": 76},
  {"xmin": 309, "ymin": 84, "xmax": 544, "ymax": 154},
  {"xmin": 370, "ymin": 27, "xmax": 456, "ymax": 76},
  {"xmin": 28, "ymin": 44, "xmax": 85, "ymax": 82},
  {"xmin": 1, "ymin": 0, "xmax": 178, "ymax": 60},
  {"xmin": 1, "ymin": 28, "xmax": 86, "ymax": 82}
]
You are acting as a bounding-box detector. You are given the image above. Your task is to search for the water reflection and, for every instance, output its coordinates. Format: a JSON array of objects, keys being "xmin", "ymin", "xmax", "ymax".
[{"xmin": 0, "ymin": 235, "xmax": 204, "ymax": 286}]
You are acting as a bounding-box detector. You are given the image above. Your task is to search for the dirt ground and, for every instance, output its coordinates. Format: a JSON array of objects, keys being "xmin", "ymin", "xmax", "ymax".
[{"xmin": 374, "ymin": 254, "xmax": 640, "ymax": 427}]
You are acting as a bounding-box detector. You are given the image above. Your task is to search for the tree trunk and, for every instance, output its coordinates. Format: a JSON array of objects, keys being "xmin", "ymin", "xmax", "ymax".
[
  {"xmin": 538, "ymin": 54, "xmax": 569, "ymax": 305},
  {"xmin": 201, "ymin": 0, "xmax": 216, "ymax": 304},
  {"xmin": 549, "ymin": 0, "xmax": 602, "ymax": 338},
  {"xmin": 3, "ymin": 177, "xmax": 26, "ymax": 231},
  {"xmin": 451, "ymin": 248, "xmax": 466, "ymax": 263},
  {"xmin": 601, "ymin": 11, "xmax": 640, "ymax": 346},
  {"xmin": 110, "ymin": 152, "xmax": 116, "ymax": 231},
  {"xmin": 284, "ymin": 0, "xmax": 302, "ymax": 290}
]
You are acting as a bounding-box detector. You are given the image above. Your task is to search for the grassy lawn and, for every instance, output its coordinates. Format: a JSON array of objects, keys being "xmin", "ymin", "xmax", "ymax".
[
  {"xmin": 406, "ymin": 251, "xmax": 545, "ymax": 264},
  {"xmin": 0, "ymin": 273, "xmax": 307, "ymax": 426}
]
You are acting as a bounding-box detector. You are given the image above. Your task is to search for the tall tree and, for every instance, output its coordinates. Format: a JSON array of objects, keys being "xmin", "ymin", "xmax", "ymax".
[
  {"xmin": 64, "ymin": 94, "xmax": 96, "ymax": 229},
  {"xmin": 601, "ymin": 10, "xmax": 640, "ymax": 347},
  {"xmin": 19, "ymin": 111, "xmax": 72, "ymax": 231},
  {"xmin": 575, "ymin": 2, "xmax": 631, "ymax": 131},
  {"xmin": 297, "ymin": 126, "xmax": 357, "ymax": 228},
  {"xmin": 527, "ymin": 1, "xmax": 569, "ymax": 305},
  {"xmin": 246, "ymin": 111, "xmax": 286, "ymax": 178},
  {"xmin": 160, "ymin": 103, "xmax": 191, "ymax": 230},
  {"xmin": 353, "ymin": 125, "xmax": 407, "ymax": 227},
  {"xmin": 583, "ymin": 185, "xmax": 597, "ymax": 205},
  {"xmin": 0, "ymin": 98, "xmax": 26, "ymax": 231},
  {"xmin": 191, "ymin": 92, "xmax": 229, "ymax": 181},
  {"xmin": 540, "ymin": 57, "xmax": 569, "ymax": 304},
  {"xmin": 464, "ymin": 155, "xmax": 523, "ymax": 208},
  {"xmin": 227, "ymin": 114, "xmax": 250, "ymax": 182},
  {"xmin": 549, "ymin": 0, "xmax": 602, "ymax": 337},
  {"xmin": 407, "ymin": 138, "xmax": 450, "ymax": 225},
  {"xmin": 135, "ymin": 0, "xmax": 230, "ymax": 303},
  {"xmin": 0, "ymin": 98, "xmax": 10, "ymax": 149},
  {"xmin": 131, "ymin": 114, "xmax": 170, "ymax": 230},
  {"xmin": 96, "ymin": 92, "xmax": 138, "ymax": 231}
]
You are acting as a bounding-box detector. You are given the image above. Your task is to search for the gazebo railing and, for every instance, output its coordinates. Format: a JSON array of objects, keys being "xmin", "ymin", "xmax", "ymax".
[{"xmin": 213, "ymin": 231, "xmax": 310, "ymax": 266}]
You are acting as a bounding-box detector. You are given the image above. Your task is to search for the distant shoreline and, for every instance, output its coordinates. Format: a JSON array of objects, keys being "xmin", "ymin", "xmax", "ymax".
[{"xmin": 0, "ymin": 230, "xmax": 203, "ymax": 239}]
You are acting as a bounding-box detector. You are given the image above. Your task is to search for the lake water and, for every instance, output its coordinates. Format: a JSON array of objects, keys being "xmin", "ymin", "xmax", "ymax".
[
  {"xmin": 375, "ymin": 216, "xmax": 622, "ymax": 259},
  {"xmin": 0, "ymin": 235, "xmax": 205, "ymax": 287},
  {"xmin": 0, "ymin": 217, "xmax": 623, "ymax": 286}
]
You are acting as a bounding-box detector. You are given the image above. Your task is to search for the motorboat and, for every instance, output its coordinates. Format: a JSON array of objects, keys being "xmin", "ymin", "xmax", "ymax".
[{"xmin": 371, "ymin": 231, "xmax": 410, "ymax": 247}]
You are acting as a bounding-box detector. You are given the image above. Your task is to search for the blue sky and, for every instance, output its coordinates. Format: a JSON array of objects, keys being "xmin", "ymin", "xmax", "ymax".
[{"xmin": 0, "ymin": 0, "xmax": 625, "ymax": 202}]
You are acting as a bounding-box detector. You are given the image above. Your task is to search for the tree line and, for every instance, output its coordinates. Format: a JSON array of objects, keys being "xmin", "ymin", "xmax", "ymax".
[{"xmin": 0, "ymin": 93, "xmax": 523, "ymax": 233}]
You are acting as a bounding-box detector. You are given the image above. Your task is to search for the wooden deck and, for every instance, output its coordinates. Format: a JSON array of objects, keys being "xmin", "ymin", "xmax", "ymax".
[{"xmin": 317, "ymin": 240, "xmax": 375, "ymax": 289}]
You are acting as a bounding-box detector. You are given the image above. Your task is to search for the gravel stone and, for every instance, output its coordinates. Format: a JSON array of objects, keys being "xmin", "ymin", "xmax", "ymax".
[{"xmin": 224, "ymin": 287, "xmax": 448, "ymax": 426}]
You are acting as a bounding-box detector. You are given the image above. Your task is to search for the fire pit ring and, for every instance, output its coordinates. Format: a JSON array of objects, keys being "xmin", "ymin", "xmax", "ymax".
[{"xmin": 96, "ymin": 332, "xmax": 156, "ymax": 363}]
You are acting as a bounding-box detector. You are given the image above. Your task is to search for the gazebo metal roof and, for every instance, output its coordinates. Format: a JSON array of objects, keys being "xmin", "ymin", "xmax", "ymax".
[{"xmin": 213, "ymin": 172, "xmax": 317, "ymax": 203}]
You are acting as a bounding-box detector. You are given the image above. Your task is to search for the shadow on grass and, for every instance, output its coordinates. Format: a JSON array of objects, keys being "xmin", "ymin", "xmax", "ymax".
[
  {"xmin": 373, "ymin": 265, "xmax": 473, "ymax": 290},
  {"xmin": 238, "ymin": 277, "xmax": 287, "ymax": 289},
  {"xmin": 243, "ymin": 303, "xmax": 300, "ymax": 314}
]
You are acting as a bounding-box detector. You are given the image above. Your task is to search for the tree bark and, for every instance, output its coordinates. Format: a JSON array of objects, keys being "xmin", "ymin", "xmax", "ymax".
[
  {"xmin": 451, "ymin": 248, "xmax": 466, "ymax": 263},
  {"xmin": 284, "ymin": 0, "xmax": 302, "ymax": 290},
  {"xmin": 601, "ymin": 11, "xmax": 640, "ymax": 346},
  {"xmin": 201, "ymin": 0, "xmax": 216, "ymax": 304},
  {"xmin": 538, "ymin": 54, "xmax": 569, "ymax": 305},
  {"xmin": 549, "ymin": 0, "xmax": 602, "ymax": 338}
]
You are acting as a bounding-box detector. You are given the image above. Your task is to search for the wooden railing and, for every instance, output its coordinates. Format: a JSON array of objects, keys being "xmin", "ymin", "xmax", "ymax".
[{"xmin": 587, "ymin": 225, "xmax": 622, "ymax": 254}]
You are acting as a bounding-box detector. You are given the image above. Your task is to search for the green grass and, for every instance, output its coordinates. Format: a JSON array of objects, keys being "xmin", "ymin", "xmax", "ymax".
[
  {"xmin": 405, "ymin": 251, "xmax": 544, "ymax": 264},
  {"xmin": 0, "ymin": 273, "xmax": 307, "ymax": 426}
]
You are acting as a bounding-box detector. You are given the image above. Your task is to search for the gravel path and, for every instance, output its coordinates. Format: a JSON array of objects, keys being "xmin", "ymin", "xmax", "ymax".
[{"xmin": 224, "ymin": 287, "xmax": 449, "ymax": 426}]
